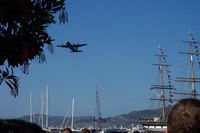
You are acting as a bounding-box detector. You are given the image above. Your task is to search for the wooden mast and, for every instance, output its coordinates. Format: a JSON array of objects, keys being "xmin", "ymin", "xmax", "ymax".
[
  {"xmin": 150, "ymin": 48, "xmax": 175, "ymax": 120},
  {"xmin": 175, "ymin": 33, "xmax": 200, "ymax": 98}
]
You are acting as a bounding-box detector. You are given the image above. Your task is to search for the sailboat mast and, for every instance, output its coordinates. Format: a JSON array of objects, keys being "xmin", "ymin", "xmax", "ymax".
[
  {"xmin": 45, "ymin": 85, "xmax": 48, "ymax": 128},
  {"xmin": 29, "ymin": 91, "xmax": 33, "ymax": 123},
  {"xmin": 71, "ymin": 98, "xmax": 74, "ymax": 130},
  {"xmin": 41, "ymin": 91, "xmax": 44, "ymax": 128}
]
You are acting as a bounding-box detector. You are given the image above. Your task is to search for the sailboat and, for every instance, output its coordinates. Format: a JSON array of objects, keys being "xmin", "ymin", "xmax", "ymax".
[
  {"xmin": 59, "ymin": 98, "xmax": 80, "ymax": 133},
  {"xmin": 41, "ymin": 86, "xmax": 51, "ymax": 132},
  {"xmin": 139, "ymin": 48, "xmax": 175, "ymax": 133}
]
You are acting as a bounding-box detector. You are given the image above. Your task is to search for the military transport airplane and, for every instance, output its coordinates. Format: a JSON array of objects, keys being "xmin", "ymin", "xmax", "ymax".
[{"xmin": 57, "ymin": 42, "xmax": 87, "ymax": 52}]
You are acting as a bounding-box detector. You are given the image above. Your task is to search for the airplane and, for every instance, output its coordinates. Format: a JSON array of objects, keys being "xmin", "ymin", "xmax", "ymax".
[{"xmin": 57, "ymin": 41, "xmax": 87, "ymax": 52}]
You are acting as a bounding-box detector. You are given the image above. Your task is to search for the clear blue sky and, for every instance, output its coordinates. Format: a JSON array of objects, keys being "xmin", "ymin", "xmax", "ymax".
[{"xmin": 1, "ymin": 0, "xmax": 200, "ymax": 118}]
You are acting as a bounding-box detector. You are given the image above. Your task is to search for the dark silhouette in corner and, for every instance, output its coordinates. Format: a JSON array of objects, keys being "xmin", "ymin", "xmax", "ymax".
[{"xmin": 0, "ymin": 119, "xmax": 46, "ymax": 133}]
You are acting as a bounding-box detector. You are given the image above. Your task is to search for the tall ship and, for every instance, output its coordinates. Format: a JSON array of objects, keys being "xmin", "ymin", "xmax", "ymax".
[
  {"xmin": 140, "ymin": 33, "xmax": 200, "ymax": 133},
  {"xmin": 139, "ymin": 47, "xmax": 175, "ymax": 133}
]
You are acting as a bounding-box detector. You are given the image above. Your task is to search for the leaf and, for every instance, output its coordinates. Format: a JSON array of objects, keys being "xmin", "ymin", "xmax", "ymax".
[
  {"xmin": 6, "ymin": 67, "xmax": 9, "ymax": 74},
  {"xmin": 2, "ymin": 71, "xmax": 8, "ymax": 78},
  {"xmin": 5, "ymin": 81, "xmax": 14, "ymax": 91},
  {"xmin": 5, "ymin": 75, "xmax": 14, "ymax": 79},
  {"xmin": 5, "ymin": 80, "xmax": 18, "ymax": 97}
]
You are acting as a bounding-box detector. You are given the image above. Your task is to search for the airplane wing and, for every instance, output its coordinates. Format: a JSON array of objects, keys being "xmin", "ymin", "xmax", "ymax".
[{"xmin": 75, "ymin": 43, "xmax": 87, "ymax": 47}]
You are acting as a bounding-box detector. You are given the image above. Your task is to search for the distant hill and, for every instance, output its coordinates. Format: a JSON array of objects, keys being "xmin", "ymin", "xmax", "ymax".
[{"xmin": 19, "ymin": 108, "xmax": 165, "ymax": 129}]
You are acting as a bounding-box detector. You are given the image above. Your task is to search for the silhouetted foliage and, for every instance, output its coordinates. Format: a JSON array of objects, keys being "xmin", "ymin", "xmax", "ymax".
[
  {"xmin": 0, "ymin": 0, "xmax": 68, "ymax": 96},
  {"xmin": 0, "ymin": 67, "xmax": 19, "ymax": 97}
]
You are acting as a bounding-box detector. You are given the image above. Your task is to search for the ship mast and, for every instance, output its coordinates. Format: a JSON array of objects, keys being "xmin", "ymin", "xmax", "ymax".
[
  {"xmin": 150, "ymin": 48, "xmax": 175, "ymax": 120},
  {"xmin": 175, "ymin": 33, "xmax": 200, "ymax": 98},
  {"xmin": 93, "ymin": 86, "xmax": 102, "ymax": 130}
]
